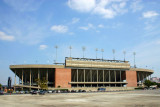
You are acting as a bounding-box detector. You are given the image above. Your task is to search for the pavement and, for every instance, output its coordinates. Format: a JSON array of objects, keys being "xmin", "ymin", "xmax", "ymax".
[{"xmin": 0, "ymin": 89, "xmax": 160, "ymax": 107}]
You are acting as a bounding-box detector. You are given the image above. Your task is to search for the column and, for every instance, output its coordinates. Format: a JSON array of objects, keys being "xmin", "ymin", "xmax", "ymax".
[
  {"xmin": 22, "ymin": 69, "xmax": 23, "ymax": 86},
  {"xmin": 120, "ymin": 70, "xmax": 122, "ymax": 87},
  {"xmin": 14, "ymin": 70, "xmax": 16, "ymax": 85},
  {"xmin": 84, "ymin": 69, "xmax": 85, "ymax": 87},
  {"xmin": 109, "ymin": 70, "xmax": 111, "ymax": 87},
  {"xmin": 97, "ymin": 70, "xmax": 98, "ymax": 87},
  {"xmin": 90, "ymin": 70, "xmax": 92, "ymax": 87},
  {"xmin": 30, "ymin": 69, "xmax": 31, "ymax": 86},
  {"xmin": 77, "ymin": 69, "xmax": 78, "ymax": 87},
  {"xmin": 46, "ymin": 68, "xmax": 48, "ymax": 87},
  {"xmin": 114, "ymin": 70, "xmax": 116, "ymax": 87},
  {"xmin": 103, "ymin": 70, "xmax": 104, "ymax": 87},
  {"xmin": 38, "ymin": 68, "xmax": 40, "ymax": 88}
]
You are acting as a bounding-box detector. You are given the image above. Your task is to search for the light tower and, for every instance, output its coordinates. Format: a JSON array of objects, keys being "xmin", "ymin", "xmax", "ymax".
[
  {"xmin": 101, "ymin": 49, "xmax": 104, "ymax": 59},
  {"xmin": 112, "ymin": 49, "xmax": 115, "ymax": 60},
  {"xmin": 95, "ymin": 48, "xmax": 98, "ymax": 59},
  {"xmin": 82, "ymin": 46, "xmax": 86, "ymax": 58},
  {"xmin": 133, "ymin": 52, "xmax": 136, "ymax": 68},
  {"xmin": 69, "ymin": 46, "xmax": 72, "ymax": 57},
  {"xmin": 54, "ymin": 45, "xmax": 58, "ymax": 63},
  {"xmin": 123, "ymin": 51, "xmax": 126, "ymax": 61}
]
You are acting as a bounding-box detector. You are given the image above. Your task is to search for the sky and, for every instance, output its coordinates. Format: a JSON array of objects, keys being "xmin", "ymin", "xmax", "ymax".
[{"xmin": 0, "ymin": 0, "xmax": 160, "ymax": 85}]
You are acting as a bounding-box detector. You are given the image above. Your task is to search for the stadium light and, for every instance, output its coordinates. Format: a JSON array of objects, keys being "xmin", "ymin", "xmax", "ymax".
[
  {"xmin": 112, "ymin": 49, "xmax": 115, "ymax": 60},
  {"xmin": 82, "ymin": 46, "xmax": 86, "ymax": 58},
  {"xmin": 133, "ymin": 52, "xmax": 136, "ymax": 68},
  {"xmin": 101, "ymin": 49, "xmax": 104, "ymax": 59},
  {"xmin": 69, "ymin": 46, "xmax": 72, "ymax": 57},
  {"xmin": 54, "ymin": 45, "xmax": 58, "ymax": 63},
  {"xmin": 123, "ymin": 51, "xmax": 126, "ymax": 61},
  {"xmin": 95, "ymin": 48, "xmax": 98, "ymax": 59}
]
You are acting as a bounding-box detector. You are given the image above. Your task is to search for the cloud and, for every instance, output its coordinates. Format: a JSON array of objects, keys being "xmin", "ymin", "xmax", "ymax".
[
  {"xmin": 0, "ymin": 31, "xmax": 15, "ymax": 41},
  {"xmin": 67, "ymin": 0, "xmax": 128, "ymax": 19},
  {"xmin": 3, "ymin": 0, "xmax": 43, "ymax": 12},
  {"xmin": 143, "ymin": 11, "xmax": 159, "ymax": 18},
  {"xmin": 39, "ymin": 45, "xmax": 47, "ymax": 50},
  {"xmin": 130, "ymin": 0, "xmax": 143, "ymax": 12},
  {"xmin": 67, "ymin": 0, "xmax": 96, "ymax": 12},
  {"xmin": 71, "ymin": 18, "xmax": 80, "ymax": 24},
  {"xmin": 98, "ymin": 24, "xmax": 104, "ymax": 28},
  {"xmin": 51, "ymin": 25, "xmax": 68, "ymax": 33},
  {"xmin": 79, "ymin": 23, "xmax": 94, "ymax": 30}
]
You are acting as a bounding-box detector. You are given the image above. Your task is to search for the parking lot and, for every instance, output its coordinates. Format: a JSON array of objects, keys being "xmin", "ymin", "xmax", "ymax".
[{"xmin": 0, "ymin": 89, "xmax": 160, "ymax": 107}]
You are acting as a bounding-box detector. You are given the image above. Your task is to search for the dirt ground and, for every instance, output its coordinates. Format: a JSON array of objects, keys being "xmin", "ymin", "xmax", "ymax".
[{"xmin": 0, "ymin": 90, "xmax": 160, "ymax": 107}]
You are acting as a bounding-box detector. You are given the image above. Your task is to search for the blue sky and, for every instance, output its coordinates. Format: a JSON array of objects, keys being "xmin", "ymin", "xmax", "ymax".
[{"xmin": 0, "ymin": 0, "xmax": 160, "ymax": 85}]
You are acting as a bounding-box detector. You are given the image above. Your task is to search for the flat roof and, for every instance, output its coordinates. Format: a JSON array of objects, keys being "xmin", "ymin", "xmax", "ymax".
[{"xmin": 10, "ymin": 64, "xmax": 64, "ymax": 69}]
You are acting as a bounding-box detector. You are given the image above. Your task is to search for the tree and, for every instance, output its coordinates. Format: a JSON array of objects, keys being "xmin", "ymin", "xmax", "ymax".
[
  {"xmin": 0, "ymin": 83, "xmax": 2, "ymax": 89},
  {"xmin": 144, "ymin": 80, "xmax": 152, "ymax": 88},
  {"xmin": 35, "ymin": 77, "xmax": 48, "ymax": 90}
]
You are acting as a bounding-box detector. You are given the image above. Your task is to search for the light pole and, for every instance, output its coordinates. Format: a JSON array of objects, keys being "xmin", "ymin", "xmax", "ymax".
[
  {"xmin": 123, "ymin": 51, "xmax": 126, "ymax": 61},
  {"xmin": 133, "ymin": 52, "xmax": 136, "ymax": 68},
  {"xmin": 101, "ymin": 49, "xmax": 104, "ymax": 59},
  {"xmin": 112, "ymin": 49, "xmax": 115, "ymax": 60},
  {"xmin": 69, "ymin": 46, "xmax": 72, "ymax": 57},
  {"xmin": 95, "ymin": 48, "xmax": 98, "ymax": 59},
  {"xmin": 54, "ymin": 45, "xmax": 58, "ymax": 63},
  {"xmin": 82, "ymin": 46, "xmax": 86, "ymax": 58}
]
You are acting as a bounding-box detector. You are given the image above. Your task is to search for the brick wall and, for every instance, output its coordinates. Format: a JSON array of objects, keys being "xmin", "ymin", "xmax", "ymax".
[
  {"xmin": 55, "ymin": 68, "xmax": 71, "ymax": 88},
  {"xmin": 126, "ymin": 70, "xmax": 137, "ymax": 87}
]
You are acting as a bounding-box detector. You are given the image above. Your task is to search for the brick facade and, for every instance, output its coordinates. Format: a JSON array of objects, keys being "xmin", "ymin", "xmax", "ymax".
[
  {"xmin": 55, "ymin": 68, "xmax": 71, "ymax": 88},
  {"xmin": 126, "ymin": 70, "xmax": 137, "ymax": 87}
]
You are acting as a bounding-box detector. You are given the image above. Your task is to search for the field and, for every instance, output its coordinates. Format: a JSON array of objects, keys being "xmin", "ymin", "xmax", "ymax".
[{"xmin": 0, "ymin": 90, "xmax": 160, "ymax": 107}]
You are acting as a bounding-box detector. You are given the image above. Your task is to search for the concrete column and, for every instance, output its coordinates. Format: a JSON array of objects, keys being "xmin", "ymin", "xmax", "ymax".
[
  {"xmin": 30, "ymin": 69, "xmax": 31, "ymax": 86},
  {"xmin": 120, "ymin": 70, "xmax": 121, "ymax": 82},
  {"xmin": 22, "ymin": 69, "xmax": 23, "ymax": 86},
  {"xmin": 46, "ymin": 68, "xmax": 48, "ymax": 87},
  {"xmin": 109, "ymin": 70, "xmax": 111, "ymax": 82},
  {"xmin": 90, "ymin": 70, "xmax": 92, "ymax": 82},
  {"xmin": 14, "ymin": 70, "xmax": 16, "ymax": 85},
  {"xmin": 97, "ymin": 70, "xmax": 98, "ymax": 87},
  {"xmin": 77, "ymin": 69, "xmax": 78, "ymax": 87},
  {"xmin": 38, "ymin": 68, "xmax": 40, "ymax": 87},
  {"xmin": 115, "ymin": 70, "xmax": 116, "ymax": 87},
  {"xmin": 84, "ymin": 69, "xmax": 85, "ymax": 87},
  {"xmin": 103, "ymin": 70, "xmax": 104, "ymax": 87}
]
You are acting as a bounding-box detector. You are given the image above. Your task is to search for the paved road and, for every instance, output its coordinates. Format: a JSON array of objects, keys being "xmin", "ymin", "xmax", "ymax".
[{"xmin": 0, "ymin": 89, "xmax": 160, "ymax": 107}]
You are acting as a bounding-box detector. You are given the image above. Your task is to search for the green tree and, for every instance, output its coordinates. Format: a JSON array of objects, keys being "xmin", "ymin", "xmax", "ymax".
[
  {"xmin": 0, "ymin": 83, "xmax": 2, "ymax": 89},
  {"xmin": 144, "ymin": 80, "xmax": 152, "ymax": 88},
  {"xmin": 35, "ymin": 77, "xmax": 48, "ymax": 90}
]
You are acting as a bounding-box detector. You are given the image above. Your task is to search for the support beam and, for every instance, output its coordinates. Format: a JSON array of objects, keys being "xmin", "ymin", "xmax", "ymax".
[
  {"xmin": 97, "ymin": 70, "xmax": 98, "ymax": 87},
  {"xmin": 109, "ymin": 70, "xmax": 110, "ymax": 87},
  {"xmin": 103, "ymin": 70, "xmax": 104, "ymax": 87},
  {"xmin": 84, "ymin": 69, "xmax": 85, "ymax": 87},
  {"xmin": 120, "ymin": 70, "xmax": 121, "ymax": 82}
]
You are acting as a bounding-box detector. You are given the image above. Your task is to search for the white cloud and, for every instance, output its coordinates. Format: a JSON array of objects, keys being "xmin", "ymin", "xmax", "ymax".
[
  {"xmin": 67, "ymin": 0, "xmax": 96, "ymax": 12},
  {"xmin": 143, "ymin": 11, "xmax": 159, "ymax": 18},
  {"xmin": 0, "ymin": 31, "xmax": 15, "ymax": 41},
  {"xmin": 67, "ymin": 0, "xmax": 128, "ymax": 19},
  {"xmin": 79, "ymin": 23, "xmax": 94, "ymax": 30},
  {"xmin": 98, "ymin": 24, "xmax": 104, "ymax": 28},
  {"xmin": 39, "ymin": 45, "xmax": 47, "ymax": 50},
  {"xmin": 130, "ymin": 0, "xmax": 143, "ymax": 12},
  {"xmin": 51, "ymin": 25, "xmax": 68, "ymax": 33},
  {"xmin": 71, "ymin": 18, "xmax": 80, "ymax": 24}
]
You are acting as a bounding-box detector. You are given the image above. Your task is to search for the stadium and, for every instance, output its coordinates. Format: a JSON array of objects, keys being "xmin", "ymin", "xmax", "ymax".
[{"xmin": 10, "ymin": 57, "xmax": 154, "ymax": 90}]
